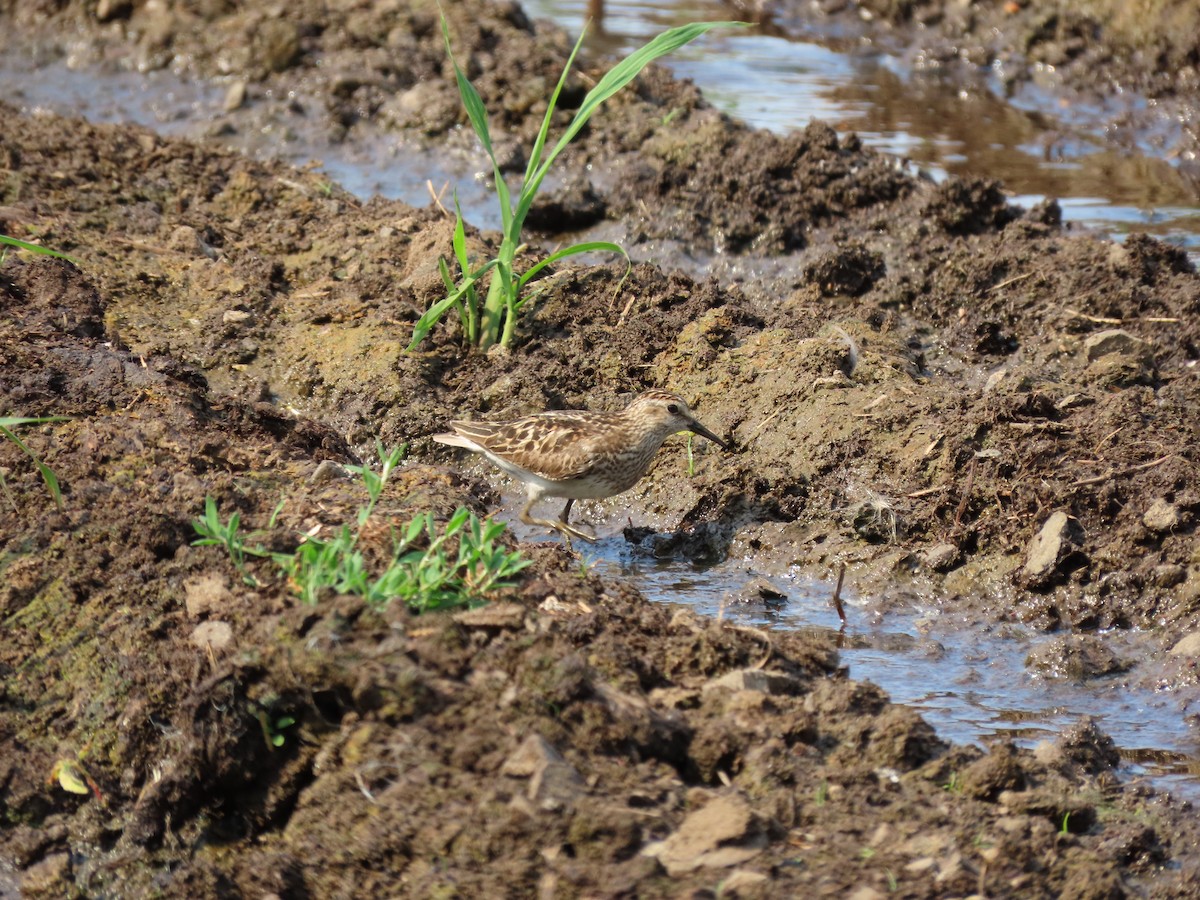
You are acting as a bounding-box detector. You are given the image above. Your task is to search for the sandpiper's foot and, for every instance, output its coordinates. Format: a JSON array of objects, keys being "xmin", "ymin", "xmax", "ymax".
[{"xmin": 548, "ymin": 519, "xmax": 597, "ymax": 545}]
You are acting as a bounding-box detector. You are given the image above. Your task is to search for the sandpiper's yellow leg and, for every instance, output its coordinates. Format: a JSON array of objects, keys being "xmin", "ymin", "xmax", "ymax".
[{"xmin": 520, "ymin": 496, "xmax": 596, "ymax": 544}]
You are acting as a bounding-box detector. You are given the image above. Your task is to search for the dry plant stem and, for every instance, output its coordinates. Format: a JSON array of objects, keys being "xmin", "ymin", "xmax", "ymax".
[
  {"xmin": 1071, "ymin": 453, "xmax": 1174, "ymax": 487},
  {"xmin": 954, "ymin": 457, "xmax": 977, "ymax": 531},
  {"xmin": 832, "ymin": 562, "xmax": 847, "ymax": 624}
]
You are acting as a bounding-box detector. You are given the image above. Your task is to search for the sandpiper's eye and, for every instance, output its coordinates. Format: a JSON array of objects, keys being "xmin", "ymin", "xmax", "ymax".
[{"xmin": 667, "ymin": 403, "xmax": 679, "ymax": 414}]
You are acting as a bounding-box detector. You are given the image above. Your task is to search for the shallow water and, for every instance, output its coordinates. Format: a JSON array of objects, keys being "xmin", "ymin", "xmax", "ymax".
[
  {"xmin": 510, "ymin": 516, "xmax": 1200, "ymax": 801},
  {"xmin": 525, "ymin": 0, "xmax": 1200, "ymax": 262}
]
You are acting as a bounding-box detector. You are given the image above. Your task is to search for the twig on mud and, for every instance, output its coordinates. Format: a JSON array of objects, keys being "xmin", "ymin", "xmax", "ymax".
[
  {"xmin": 921, "ymin": 433, "xmax": 945, "ymax": 459},
  {"xmin": 427, "ymin": 179, "xmax": 450, "ymax": 216},
  {"xmin": 729, "ymin": 624, "xmax": 773, "ymax": 669},
  {"xmin": 907, "ymin": 485, "xmax": 946, "ymax": 499},
  {"xmin": 743, "ymin": 409, "xmax": 783, "ymax": 447},
  {"xmin": 953, "ymin": 457, "xmax": 977, "ymax": 531},
  {"xmin": 614, "ymin": 291, "xmax": 638, "ymax": 325},
  {"xmin": 108, "ymin": 235, "xmax": 175, "ymax": 255},
  {"xmin": 1071, "ymin": 454, "xmax": 1175, "ymax": 487},
  {"xmin": 1065, "ymin": 308, "xmax": 1181, "ymax": 326},
  {"xmin": 832, "ymin": 562, "xmax": 846, "ymax": 624},
  {"xmin": 986, "ymin": 272, "xmax": 1034, "ymax": 293}
]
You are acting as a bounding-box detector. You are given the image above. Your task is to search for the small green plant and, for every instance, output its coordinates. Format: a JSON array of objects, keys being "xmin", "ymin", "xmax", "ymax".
[
  {"xmin": 685, "ymin": 433, "xmax": 696, "ymax": 477},
  {"xmin": 192, "ymin": 495, "xmax": 269, "ymax": 586},
  {"xmin": 942, "ymin": 770, "xmax": 962, "ymax": 793},
  {"xmin": 0, "ymin": 416, "xmax": 69, "ymax": 510},
  {"xmin": 1060, "ymin": 811, "xmax": 1071, "ymax": 835},
  {"xmin": 0, "ymin": 234, "xmax": 77, "ymax": 264},
  {"xmin": 193, "ymin": 445, "xmax": 529, "ymax": 611},
  {"xmin": 814, "ymin": 778, "xmax": 828, "ymax": 806},
  {"xmin": 408, "ymin": 14, "xmax": 744, "ymax": 351}
]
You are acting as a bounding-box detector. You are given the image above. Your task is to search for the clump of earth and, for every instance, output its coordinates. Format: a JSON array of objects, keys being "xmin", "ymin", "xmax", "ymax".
[{"xmin": 2, "ymin": 0, "xmax": 1199, "ymax": 896}]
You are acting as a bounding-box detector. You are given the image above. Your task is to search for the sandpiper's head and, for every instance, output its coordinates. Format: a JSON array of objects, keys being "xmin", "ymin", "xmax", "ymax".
[{"xmin": 627, "ymin": 390, "xmax": 728, "ymax": 450}]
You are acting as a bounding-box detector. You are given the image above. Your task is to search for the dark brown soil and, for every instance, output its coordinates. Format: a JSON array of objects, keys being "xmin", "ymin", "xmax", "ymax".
[{"xmin": 3, "ymin": 0, "xmax": 1200, "ymax": 896}]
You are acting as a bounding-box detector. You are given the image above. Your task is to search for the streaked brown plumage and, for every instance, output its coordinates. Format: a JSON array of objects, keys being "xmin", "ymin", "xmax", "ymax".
[{"xmin": 433, "ymin": 390, "xmax": 728, "ymax": 543}]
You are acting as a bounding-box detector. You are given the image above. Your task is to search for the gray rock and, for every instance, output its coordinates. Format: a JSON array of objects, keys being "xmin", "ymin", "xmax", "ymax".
[
  {"xmin": 1083, "ymin": 329, "xmax": 1154, "ymax": 363},
  {"xmin": 1025, "ymin": 634, "xmax": 1127, "ymax": 680},
  {"xmin": 1022, "ymin": 510, "xmax": 1079, "ymax": 580},
  {"xmin": 642, "ymin": 794, "xmax": 766, "ymax": 875},
  {"xmin": 1169, "ymin": 633, "xmax": 1200, "ymax": 657},
  {"xmin": 501, "ymin": 734, "xmax": 584, "ymax": 812},
  {"xmin": 1143, "ymin": 499, "xmax": 1181, "ymax": 533}
]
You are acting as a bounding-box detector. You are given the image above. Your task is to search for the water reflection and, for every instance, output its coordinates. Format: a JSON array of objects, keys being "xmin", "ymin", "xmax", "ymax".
[{"xmin": 525, "ymin": 0, "xmax": 1200, "ymax": 255}]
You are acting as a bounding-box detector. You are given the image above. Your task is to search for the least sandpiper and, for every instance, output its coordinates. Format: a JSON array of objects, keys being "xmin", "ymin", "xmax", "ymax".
[{"xmin": 434, "ymin": 389, "xmax": 728, "ymax": 543}]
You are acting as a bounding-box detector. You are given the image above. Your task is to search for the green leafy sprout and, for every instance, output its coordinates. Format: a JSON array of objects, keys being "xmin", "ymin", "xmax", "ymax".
[
  {"xmin": 192, "ymin": 444, "xmax": 529, "ymax": 612},
  {"xmin": 0, "ymin": 416, "xmax": 69, "ymax": 511},
  {"xmin": 0, "ymin": 234, "xmax": 77, "ymax": 264},
  {"xmin": 408, "ymin": 14, "xmax": 745, "ymax": 351}
]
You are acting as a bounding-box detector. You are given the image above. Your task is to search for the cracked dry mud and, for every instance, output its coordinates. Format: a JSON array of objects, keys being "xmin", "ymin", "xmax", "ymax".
[{"xmin": 2, "ymin": 0, "xmax": 1200, "ymax": 896}]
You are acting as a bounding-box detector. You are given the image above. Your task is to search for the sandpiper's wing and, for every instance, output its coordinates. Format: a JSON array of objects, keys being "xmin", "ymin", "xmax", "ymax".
[{"xmin": 445, "ymin": 411, "xmax": 615, "ymax": 482}]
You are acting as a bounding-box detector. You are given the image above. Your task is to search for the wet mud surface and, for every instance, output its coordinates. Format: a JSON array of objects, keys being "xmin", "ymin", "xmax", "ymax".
[{"xmin": 2, "ymin": 0, "xmax": 1200, "ymax": 896}]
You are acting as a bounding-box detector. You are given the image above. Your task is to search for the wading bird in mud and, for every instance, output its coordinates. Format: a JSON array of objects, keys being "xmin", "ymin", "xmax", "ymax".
[{"xmin": 434, "ymin": 389, "xmax": 729, "ymax": 544}]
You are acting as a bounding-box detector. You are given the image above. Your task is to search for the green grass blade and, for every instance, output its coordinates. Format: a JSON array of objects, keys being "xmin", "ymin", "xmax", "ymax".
[
  {"xmin": 408, "ymin": 259, "xmax": 499, "ymax": 350},
  {"xmin": 0, "ymin": 423, "xmax": 65, "ymax": 510},
  {"xmin": 520, "ymin": 20, "xmax": 746, "ymax": 221},
  {"xmin": 441, "ymin": 15, "xmax": 513, "ymax": 234},
  {"xmin": 0, "ymin": 234, "xmax": 77, "ymax": 263},
  {"xmin": 516, "ymin": 241, "xmax": 628, "ymax": 293},
  {"xmin": 522, "ymin": 24, "xmax": 590, "ymax": 190}
]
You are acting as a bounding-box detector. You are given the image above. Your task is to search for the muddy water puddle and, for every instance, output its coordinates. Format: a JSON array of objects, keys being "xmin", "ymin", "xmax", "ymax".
[
  {"xmin": 5, "ymin": 3, "xmax": 1200, "ymax": 264},
  {"xmin": 526, "ymin": 0, "xmax": 1200, "ymax": 261},
  {"xmin": 508, "ymin": 515, "xmax": 1200, "ymax": 801}
]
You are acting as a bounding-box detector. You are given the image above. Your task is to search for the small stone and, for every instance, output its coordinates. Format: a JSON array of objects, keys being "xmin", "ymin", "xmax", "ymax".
[
  {"xmin": 95, "ymin": 0, "xmax": 132, "ymax": 21},
  {"xmin": 223, "ymin": 309, "xmax": 252, "ymax": 324},
  {"xmin": 184, "ymin": 574, "xmax": 234, "ymax": 618},
  {"xmin": 1169, "ymin": 633, "xmax": 1200, "ymax": 657},
  {"xmin": 719, "ymin": 869, "xmax": 768, "ymax": 892},
  {"xmin": 922, "ymin": 542, "xmax": 961, "ymax": 572},
  {"xmin": 1083, "ymin": 329, "xmax": 1154, "ymax": 363},
  {"xmin": 643, "ymin": 795, "xmax": 766, "ymax": 875},
  {"xmin": 224, "ymin": 80, "xmax": 248, "ymax": 113},
  {"xmin": 905, "ymin": 857, "xmax": 936, "ymax": 875},
  {"xmin": 847, "ymin": 888, "xmax": 885, "ymax": 900},
  {"xmin": 1143, "ymin": 499, "xmax": 1180, "ymax": 533},
  {"xmin": 1022, "ymin": 511, "xmax": 1080, "ymax": 581},
  {"xmin": 703, "ymin": 669, "xmax": 802, "ymax": 696},
  {"xmin": 191, "ymin": 620, "xmax": 234, "ymax": 652}
]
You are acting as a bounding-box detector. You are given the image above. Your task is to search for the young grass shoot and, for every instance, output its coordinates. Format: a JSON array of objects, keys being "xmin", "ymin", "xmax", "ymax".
[
  {"xmin": 408, "ymin": 15, "xmax": 744, "ymax": 351},
  {"xmin": 0, "ymin": 416, "xmax": 69, "ymax": 511},
  {"xmin": 192, "ymin": 445, "xmax": 529, "ymax": 611}
]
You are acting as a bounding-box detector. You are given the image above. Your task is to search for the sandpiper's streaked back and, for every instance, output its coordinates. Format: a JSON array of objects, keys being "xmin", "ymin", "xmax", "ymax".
[{"xmin": 433, "ymin": 389, "xmax": 728, "ymax": 543}]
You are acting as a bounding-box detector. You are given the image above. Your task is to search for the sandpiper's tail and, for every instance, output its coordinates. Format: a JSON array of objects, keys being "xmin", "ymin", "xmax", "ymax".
[{"xmin": 432, "ymin": 432, "xmax": 477, "ymax": 450}]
